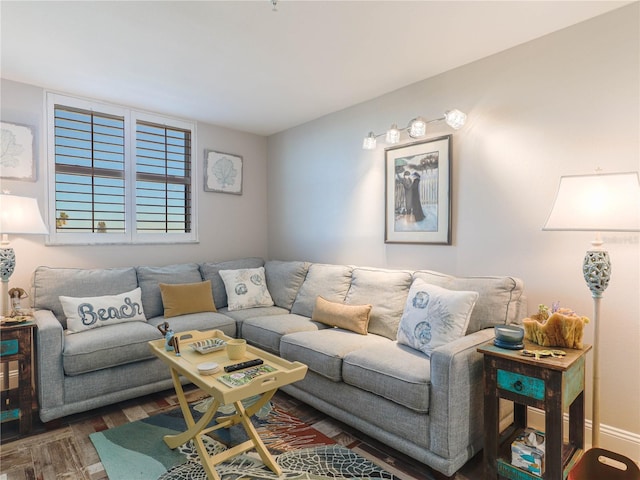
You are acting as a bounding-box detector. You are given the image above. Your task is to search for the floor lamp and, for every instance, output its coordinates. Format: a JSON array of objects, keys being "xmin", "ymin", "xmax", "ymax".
[
  {"xmin": 543, "ymin": 172, "xmax": 640, "ymax": 447},
  {"xmin": 0, "ymin": 194, "xmax": 48, "ymax": 318}
]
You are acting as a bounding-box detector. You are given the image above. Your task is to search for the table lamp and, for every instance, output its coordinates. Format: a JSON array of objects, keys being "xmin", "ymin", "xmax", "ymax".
[
  {"xmin": 0, "ymin": 193, "xmax": 48, "ymax": 317},
  {"xmin": 543, "ymin": 171, "xmax": 640, "ymax": 446}
]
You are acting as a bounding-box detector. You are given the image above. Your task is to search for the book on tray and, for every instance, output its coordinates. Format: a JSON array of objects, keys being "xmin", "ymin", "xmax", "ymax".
[{"xmin": 218, "ymin": 365, "xmax": 277, "ymax": 387}]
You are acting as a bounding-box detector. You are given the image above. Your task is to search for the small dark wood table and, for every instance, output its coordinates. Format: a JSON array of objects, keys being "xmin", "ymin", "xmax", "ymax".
[
  {"xmin": 1, "ymin": 319, "xmax": 36, "ymax": 435},
  {"xmin": 478, "ymin": 340, "xmax": 591, "ymax": 480}
]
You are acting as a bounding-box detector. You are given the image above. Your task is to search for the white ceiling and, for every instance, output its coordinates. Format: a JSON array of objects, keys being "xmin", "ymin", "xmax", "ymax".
[{"xmin": 1, "ymin": 1, "xmax": 631, "ymax": 136}]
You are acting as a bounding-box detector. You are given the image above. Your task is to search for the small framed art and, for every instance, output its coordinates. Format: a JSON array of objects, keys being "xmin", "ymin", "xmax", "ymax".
[
  {"xmin": 384, "ymin": 135, "xmax": 452, "ymax": 244},
  {"xmin": 204, "ymin": 150, "xmax": 243, "ymax": 194},
  {"xmin": 1, "ymin": 121, "xmax": 36, "ymax": 181}
]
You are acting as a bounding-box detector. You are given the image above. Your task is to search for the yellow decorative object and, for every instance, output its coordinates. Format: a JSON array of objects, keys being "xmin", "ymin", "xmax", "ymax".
[{"xmin": 522, "ymin": 305, "xmax": 590, "ymax": 349}]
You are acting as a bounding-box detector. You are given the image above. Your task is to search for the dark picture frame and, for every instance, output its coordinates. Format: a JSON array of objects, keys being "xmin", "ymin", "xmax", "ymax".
[{"xmin": 384, "ymin": 135, "xmax": 452, "ymax": 244}]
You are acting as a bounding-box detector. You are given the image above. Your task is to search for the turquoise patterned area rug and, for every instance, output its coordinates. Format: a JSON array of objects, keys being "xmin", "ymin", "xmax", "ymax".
[{"xmin": 90, "ymin": 398, "xmax": 398, "ymax": 480}]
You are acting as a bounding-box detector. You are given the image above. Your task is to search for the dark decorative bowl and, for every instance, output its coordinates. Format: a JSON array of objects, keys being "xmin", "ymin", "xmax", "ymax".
[{"xmin": 494, "ymin": 325, "xmax": 524, "ymax": 344}]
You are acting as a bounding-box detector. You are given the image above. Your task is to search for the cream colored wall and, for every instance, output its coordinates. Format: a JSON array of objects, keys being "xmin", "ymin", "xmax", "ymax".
[
  {"xmin": 2, "ymin": 2, "xmax": 638, "ymax": 460},
  {"xmin": 0, "ymin": 79, "xmax": 269, "ymax": 291},
  {"xmin": 267, "ymin": 4, "xmax": 640, "ymax": 457}
]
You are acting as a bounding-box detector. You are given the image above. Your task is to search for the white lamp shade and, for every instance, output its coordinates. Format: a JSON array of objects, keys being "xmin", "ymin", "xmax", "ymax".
[
  {"xmin": 0, "ymin": 194, "xmax": 48, "ymax": 234},
  {"xmin": 543, "ymin": 172, "xmax": 640, "ymax": 232}
]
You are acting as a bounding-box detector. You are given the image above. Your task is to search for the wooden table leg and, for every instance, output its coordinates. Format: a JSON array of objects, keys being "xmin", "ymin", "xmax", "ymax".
[
  {"xmin": 484, "ymin": 358, "xmax": 499, "ymax": 480},
  {"xmin": 162, "ymin": 368, "xmax": 222, "ymax": 480},
  {"xmin": 569, "ymin": 390, "xmax": 585, "ymax": 450},
  {"xmin": 163, "ymin": 368, "xmax": 220, "ymax": 449},
  {"xmin": 215, "ymin": 389, "xmax": 276, "ymax": 427},
  {"xmin": 545, "ymin": 371, "xmax": 563, "ymax": 480},
  {"xmin": 163, "ymin": 372, "xmax": 281, "ymax": 480},
  {"xmin": 234, "ymin": 396, "xmax": 282, "ymax": 476}
]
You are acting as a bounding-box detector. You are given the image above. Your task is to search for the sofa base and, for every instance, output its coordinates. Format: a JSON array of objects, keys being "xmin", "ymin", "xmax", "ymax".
[
  {"xmin": 39, "ymin": 356, "xmax": 193, "ymax": 423},
  {"xmin": 39, "ymin": 378, "xmax": 177, "ymax": 423},
  {"xmin": 282, "ymin": 373, "xmax": 480, "ymax": 477}
]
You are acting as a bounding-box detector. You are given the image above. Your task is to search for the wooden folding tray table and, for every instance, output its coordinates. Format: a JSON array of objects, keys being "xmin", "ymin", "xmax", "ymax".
[{"xmin": 149, "ymin": 329, "xmax": 308, "ymax": 480}]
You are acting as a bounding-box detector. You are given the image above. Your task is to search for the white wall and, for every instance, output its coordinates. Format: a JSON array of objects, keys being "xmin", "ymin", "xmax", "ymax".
[
  {"xmin": 267, "ymin": 4, "xmax": 640, "ymax": 457},
  {"xmin": 0, "ymin": 79, "xmax": 270, "ymax": 290},
  {"xmin": 2, "ymin": 2, "xmax": 638, "ymax": 460}
]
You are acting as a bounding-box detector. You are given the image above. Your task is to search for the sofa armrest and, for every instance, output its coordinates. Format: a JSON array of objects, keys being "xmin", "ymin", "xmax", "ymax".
[
  {"xmin": 33, "ymin": 309, "xmax": 65, "ymax": 414},
  {"xmin": 428, "ymin": 328, "xmax": 494, "ymax": 460}
]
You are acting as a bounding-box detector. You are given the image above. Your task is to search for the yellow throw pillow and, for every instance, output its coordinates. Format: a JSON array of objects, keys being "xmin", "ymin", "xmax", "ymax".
[
  {"xmin": 159, "ymin": 280, "xmax": 216, "ymax": 318},
  {"xmin": 311, "ymin": 296, "xmax": 372, "ymax": 335}
]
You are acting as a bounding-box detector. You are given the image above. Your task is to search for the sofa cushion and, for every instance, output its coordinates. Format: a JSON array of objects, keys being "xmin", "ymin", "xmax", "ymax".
[
  {"xmin": 60, "ymin": 287, "xmax": 147, "ymax": 333},
  {"xmin": 219, "ymin": 267, "xmax": 274, "ymax": 311},
  {"xmin": 199, "ymin": 257, "xmax": 265, "ymax": 309},
  {"xmin": 345, "ymin": 267, "xmax": 412, "ymax": 340},
  {"xmin": 62, "ymin": 321, "xmax": 161, "ymax": 375},
  {"xmin": 280, "ymin": 329, "xmax": 388, "ymax": 382},
  {"xmin": 137, "ymin": 263, "xmax": 203, "ymax": 319},
  {"xmin": 32, "ymin": 266, "xmax": 139, "ymax": 329},
  {"xmin": 241, "ymin": 314, "xmax": 327, "ymax": 354},
  {"xmin": 397, "ymin": 280, "xmax": 478, "ymax": 357},
  {"xmin": 146, "ymin": 311, "xmax": 236, "ymax": 338},
  {"xmin": 413, "ymin": 270, "xmax": 525, "ymax": 334},
  {"xmin": 218, "ymin": 305, "xmax": 290, "ymax": 337},
  {"xmin": 159, "ymin": 280, "xmax": 216, "ymax": 318},
  {"xmin": 311, "ymin": 296, "xmax": 371, "ymax": 335},
  {"xmin": 343, "ymin": 341, "xmax": 430, "ymax": 413},
  {"xmin": 264, "ymin": 260, "xmax": 310, "ymax": 310},
  {"xmin": 290, "ymin": 264, "xmax": 353, "ymax": 317}
]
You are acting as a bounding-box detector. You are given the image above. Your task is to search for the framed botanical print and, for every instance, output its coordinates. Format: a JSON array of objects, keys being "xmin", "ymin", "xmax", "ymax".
[
  {"xmin": 384, "ymin": 135, "xmax": 452, "ymax": 244},
  {"xmin": 1, "ymin": 121, "xmax": 36, "ymax": 181},
  {"xmin": 204, "ymin": 149, "xmax": 243, "ymax": 195}
]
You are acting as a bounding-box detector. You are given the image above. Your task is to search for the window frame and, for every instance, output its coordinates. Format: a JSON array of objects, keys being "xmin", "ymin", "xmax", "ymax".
[{"xmin": 46, "ymin": 92, "xmax": 198, "ymax": 245}]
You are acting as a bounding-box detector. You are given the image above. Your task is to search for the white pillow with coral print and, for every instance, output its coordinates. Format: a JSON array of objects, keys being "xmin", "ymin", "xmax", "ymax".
[
  {"xmin": 219, "ymin": 267, "xmax": 274, "ymax": 311},
  {"xmin": 397, "ymin": 279, "xmax": 478, "ymax": 357}
]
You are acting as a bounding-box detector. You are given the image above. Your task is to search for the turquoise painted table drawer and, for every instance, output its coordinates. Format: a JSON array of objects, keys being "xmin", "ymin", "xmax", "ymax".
[
  {"xmin": 0, "ymin": 408, "xmax": 20, "ymax": 422},
  {"xmin": 1, "ymin": 338, "xmax": 19, "ymax": 356},
  {"xmin": 497, "ymin": 368, "xmax": 545, "ymax": 400}
]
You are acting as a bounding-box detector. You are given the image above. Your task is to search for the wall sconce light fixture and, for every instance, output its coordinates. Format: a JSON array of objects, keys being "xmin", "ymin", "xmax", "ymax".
[{"xmin": 362, "ymin": 109, "xmax": 467, "ymax": 150}]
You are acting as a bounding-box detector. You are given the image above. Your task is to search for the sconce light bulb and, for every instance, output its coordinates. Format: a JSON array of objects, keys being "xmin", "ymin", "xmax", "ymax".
[
  {"xmin": 386, "ymin": 124, "xmax": 401, "ymax": 144},
  {"xmin": 444, "ymin": 109, "xmax": 467, "ymax": 130},
  {"xmin": 409, "ymin": 117, "xmax": 427, "ymax": 138},
  {"xmin": 362, "ymin": 132, "xmax": 377, "ymax": 150}
]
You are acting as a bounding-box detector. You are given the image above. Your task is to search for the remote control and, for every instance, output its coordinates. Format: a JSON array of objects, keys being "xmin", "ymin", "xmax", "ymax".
[{"xmin": 224, "ymin": 358, "xmax": 264, "ymax": 373}]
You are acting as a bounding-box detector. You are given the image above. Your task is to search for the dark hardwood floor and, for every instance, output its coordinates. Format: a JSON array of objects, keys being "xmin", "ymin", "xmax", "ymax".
[{"xmin": 0, "ymin": 386, "xmax": 482, "ymax": 480}]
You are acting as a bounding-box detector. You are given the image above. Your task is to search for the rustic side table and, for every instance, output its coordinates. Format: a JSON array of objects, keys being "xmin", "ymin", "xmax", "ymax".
[
  {"xmin": 1, "ymin": 319, "xmax": 37, "ymax": 435},
  {"xmin": 478, "ymin": 340, "xmax": 591, "ymax": 480}
]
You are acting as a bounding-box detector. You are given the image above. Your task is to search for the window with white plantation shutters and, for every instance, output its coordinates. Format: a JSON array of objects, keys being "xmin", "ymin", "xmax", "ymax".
[
  {"xmin": 135, "ymin": 122, "xmax": 191, "ymax": 234},
  {"xmin": 47, "ymin": 93, "xmax": 197, "ymax": 245},
  {"xmin": 53, "ymin": 106, "xmax": 126, "ymax": 234}
]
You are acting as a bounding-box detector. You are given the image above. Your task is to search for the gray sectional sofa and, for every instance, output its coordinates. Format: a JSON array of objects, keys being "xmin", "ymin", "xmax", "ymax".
[{"xmin": 31, "ymin": 257, "xmax": 526, "ymax": 476}]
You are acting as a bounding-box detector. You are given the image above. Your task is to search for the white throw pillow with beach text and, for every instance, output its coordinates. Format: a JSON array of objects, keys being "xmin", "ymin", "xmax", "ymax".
[{"xmin": 60, "ymin": 287, "xmax": 147, "ymax": 333}]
